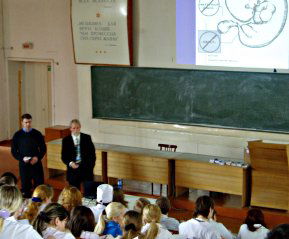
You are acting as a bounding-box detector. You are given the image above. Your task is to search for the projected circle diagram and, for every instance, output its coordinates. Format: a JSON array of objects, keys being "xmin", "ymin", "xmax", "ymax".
[
  {"xmin": 198, "ymin": 0, "xmax": 220, "ymax": 16},
  {"xmin": 198, "ymin": 31, "xmax": 221, "ymax": 53},
  {"xmin": 217, "ymin": 0, "xmax": 288, "ymax": 48}
]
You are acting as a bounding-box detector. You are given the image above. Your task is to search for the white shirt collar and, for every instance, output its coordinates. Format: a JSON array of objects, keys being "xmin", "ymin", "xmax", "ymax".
[
  {"xmin": 72, "ymin": 134, "xmax": 80, "ymax": 145},
  {"xmin": 6, "ymin": 216, "xmax": 17, "ymax": 222}
]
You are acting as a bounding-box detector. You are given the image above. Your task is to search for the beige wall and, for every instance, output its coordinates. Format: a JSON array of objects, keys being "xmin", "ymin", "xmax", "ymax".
[
  {"xmin": 2, "ymin": 0, "xmax": 78, "ymax": 138},
  {"xmin": 0, "ymin": 0, "xmax": 9, "ymax": 140}
]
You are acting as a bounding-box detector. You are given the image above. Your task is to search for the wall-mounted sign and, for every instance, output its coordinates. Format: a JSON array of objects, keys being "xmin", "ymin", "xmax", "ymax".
[{"xmin": 71, "ymin": 0, "xmax": 132, "ymax": 65}]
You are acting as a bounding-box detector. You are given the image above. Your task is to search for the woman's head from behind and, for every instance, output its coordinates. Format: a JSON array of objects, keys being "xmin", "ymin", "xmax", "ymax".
[
  {"xmin": 122, "ymin": 210, "xmax": 142, "ymax": 239},
  {"xmin": 142, "ymin": 204, "xmax": 161, "ymax": 239},
  {"xmin": 113, "ymin": 187, "xmax": 128, "ymax": 207},
  {"xmin": 21, "ymin": 184, "xmax": 54, "ymax": 222},
  {"xmin": 193, "ymin": 195, "xmax": 214, "ymax": 219},
  {"xmin": 0, "ymin": 185, "xmax": 22, "ymax": 215},
  {"xmin": 58, "ymin": 185, "xmax": 82, "ymax": 212},
  {"xmin": 32, "ymin": 184, "xmax": 54, "ymax": 203},
  {"xmin": 142, "ymin": 204, "xmax": 161, "ymax": 224},
  {"xmin": 0, "ymin": 185, "xmax": 22, "ymax": 232},
  {"xmin": 67, "ymin": 206, "xmax": 95, "ymax": 238},
  {"xmin": 33, "ymin": 203, "xmax": 69, "ymax": 235},
  {"xmin": 0, "ymin": 172, "xmax": 18, "ymax": 186},
  {"xmin": 133, "ymin": 197, "xmax": 151, "ymax": 214},
  {"xmin": 94, "ymin": 202, "xmax": 126, "ymax": 235},
  {"xmin": 106, "ymin": 202, "xmax": 126, "ymax": 224},
  {"xmin": 245, "ymin": 208, "xmax": 266, "ymax": 232}
]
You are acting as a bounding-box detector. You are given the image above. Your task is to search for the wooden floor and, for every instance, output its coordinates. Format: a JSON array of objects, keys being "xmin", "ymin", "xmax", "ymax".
[{"xmin": 1, "ymin": 142, "xmax": 289, "ymax": 234}]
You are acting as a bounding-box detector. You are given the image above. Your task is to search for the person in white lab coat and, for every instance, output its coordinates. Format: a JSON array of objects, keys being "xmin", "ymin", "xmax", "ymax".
[
  {"xmin": 139, "ymin": 204, "xmax": 173, "ymax": 239},
  {"xmin": 155, "ymin": 196, "xmax": 179, "ymax": 232},
  {"xmin": 209, "ymin": 209, "xmax": 233, "ymax": 239},
  {"xmin": 90, "ymin": 184, "xmax": 113, "ymax": 223},
  {"xmin": 179, "ymin": 195, "xmax": 221, "ymax": 239},
  {"xmin": 33, "ymin": 202, "xmax": 75, "ymax": 239},
  {"xmin": 237, "ymin": 208, "xmax": 269, "ymax": 239},
  {"xmin": 0, "ymin": 185, "xmax": 42, "ymax": 239}
]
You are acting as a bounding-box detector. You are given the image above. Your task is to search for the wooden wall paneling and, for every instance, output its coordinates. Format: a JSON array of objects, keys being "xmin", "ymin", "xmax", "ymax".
[
  {"xmin": 47, "ymin": 143, "xmax": 66, "ymax": 171},
  {"xmin": 107, "ymin": 152, "xmax": 169, "ymax": 184},
  {"xmin": 249, "ymin": 141, "xmax": 289, "ymax": 210},
  {"xmin": 175, "ymin": 160, "xmax": 246, "ymax": 201}
]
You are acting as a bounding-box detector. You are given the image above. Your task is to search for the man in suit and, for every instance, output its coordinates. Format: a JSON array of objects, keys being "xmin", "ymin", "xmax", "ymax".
[
  {"xmin": 61, "ymin": 119, "xmax": 96, "ymax": 189},
  {"xmin": 11, "ymin": 113, "xmax": 46, "ymax": 198}
]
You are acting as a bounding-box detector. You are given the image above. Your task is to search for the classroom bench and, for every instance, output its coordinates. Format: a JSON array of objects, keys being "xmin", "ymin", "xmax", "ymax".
[{"xmin": 47, "ymin": 140, "xmax": 249, "ymax": 206}]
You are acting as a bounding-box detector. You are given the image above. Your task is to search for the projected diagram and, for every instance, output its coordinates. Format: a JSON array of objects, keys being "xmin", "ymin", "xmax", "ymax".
[
  {"xmin": 198, "ymin": 31, "xmax": 221, "ymax": 53},
  {"xmin": 176, "ymin": 0, "xmax": 289, "ymax": 68},
  {"xmin": 195, "ymin": 0, "xmax": 289, "ymax": 68},
  {"xmin": 198, "ymin": 0, "xmax": 288, "ymax": 49},
  {"xmin": 217, "ymin": 0, "xmax": 288, "ymax": 48},
  {"xmin": 198, "ymin": 0, "xmax": 220, "ymax": 16}
]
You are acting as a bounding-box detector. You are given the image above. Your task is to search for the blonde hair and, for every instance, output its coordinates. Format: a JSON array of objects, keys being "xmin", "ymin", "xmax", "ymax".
[
  {"xmin": 58, "ymin": 186, "xmax": 82, "ymax": 212},
  {"xmin": 70, "ymin": 119, "xmax": 81, "ymax": 127},
  {"xmin": 94, "ymin": 202, "xmax": 125, "ymax": 235},
  {"xmin": 142, "ymin": 204, "xmax": 161, "ymax": 239},
  {"xmin": 20, "ymin": 184, "xmax": 54, "ymax": 222},
  {"xmin": 0, "ymin": 185, "xmax": 23, "ymax": 232}
]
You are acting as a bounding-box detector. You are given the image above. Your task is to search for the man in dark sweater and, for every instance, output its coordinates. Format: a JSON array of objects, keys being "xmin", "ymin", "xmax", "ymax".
[{"xmin": 11, "ymin": 113, "xmax": 46, "ymax": 198}]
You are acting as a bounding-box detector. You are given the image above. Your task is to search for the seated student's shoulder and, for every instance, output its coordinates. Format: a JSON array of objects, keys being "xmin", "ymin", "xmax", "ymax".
[{"xmin": 3, "ymin": 218, "xmax": 42, "ymax": 239}]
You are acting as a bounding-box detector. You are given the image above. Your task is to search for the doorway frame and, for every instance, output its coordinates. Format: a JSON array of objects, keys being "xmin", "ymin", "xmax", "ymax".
[{"xmin": 6, "ymin": 57, "xmax": 55, "ymax": 137}]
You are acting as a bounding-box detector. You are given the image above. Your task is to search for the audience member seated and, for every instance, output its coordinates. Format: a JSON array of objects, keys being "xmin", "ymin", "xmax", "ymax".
[
  {"xmin": 33, "ymin": 202, "xmax": 74, "ymax": 239},
  {"xmin": 140, "ymin": 204, "xmax": 173, "ymax": 239},
  {"xmin": 133, "ymin": 198, "xmax": 151, "ymax": 214},
  {"xmin": 20, "ymin": 184, "xmax": 54, "ymax": 223},
  {"xmin": 209, "ymin": 209, "xmax": 233, "ymax": 239},
  {"xmin": 95, "ymin": 202, "xmax": 126, "ymax": 237},
  {"xmin": 121, "ymin": 210, "xmax": 143, "ymax": 239},
  {"xmin": 237, "ymin": 208, "xmax": 269, "ymax": 239},
  {"xmin": 58, "ymin": 185, "xmax": 82, "ymax": 213},
  {"xmin": 0, "ymin": 185, "xmax": 42, "ymax": 239},
  {"xmin": 155, "ymin": 196, "xmax": 179, "ymax": 232},
  {"xmin": 3, "ymin": 179, "xmax": 289, "ymax": 239},
  {"xmin": 267, "ymin": 224, "xmax": 289, "ymax": 239},
  {"xmin": 113, "ymin": 187, "xmax": 128, "ymax": 208},
  {"xmin": 0, "ymin": 172, "xmax": 18, "ymax": 186},
  {"xmin": 90, "ymin": 184, "xmax": 113, "ymax": 223},
  {"xmin": 67, "ymin": 205, "xmax": 101, "ymax": 239},
  {"xmin": 179, "ymin": 195, "xmax": 221, "ymax": 239}
]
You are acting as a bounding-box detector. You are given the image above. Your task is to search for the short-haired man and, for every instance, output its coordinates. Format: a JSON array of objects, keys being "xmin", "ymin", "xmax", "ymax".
[
  {"xmin": 156, "ymin": 196, "xmax": 180, "ymax": 231},
  {"xmin": 61, "ymin": 119, "xmax": 96, "ymax": 189},
  {"xmin": 11, "ymin": 113, "xmax": 46, "ymax": 198}
]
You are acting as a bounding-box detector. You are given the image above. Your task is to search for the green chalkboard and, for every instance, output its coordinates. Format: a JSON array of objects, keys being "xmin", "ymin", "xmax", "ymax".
[{"xmin": 91, "ymin": 66, "xmax": 289, "ymax": 133}]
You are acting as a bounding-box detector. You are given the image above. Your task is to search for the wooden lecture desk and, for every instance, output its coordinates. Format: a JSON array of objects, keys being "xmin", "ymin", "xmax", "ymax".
[
  {"xmin": 47, "ymin": 139, "xmax": 248, "ymax": 205},
  {"xmin": 249, "ymin": 140, "xmax": 289, "ymax": 210}
]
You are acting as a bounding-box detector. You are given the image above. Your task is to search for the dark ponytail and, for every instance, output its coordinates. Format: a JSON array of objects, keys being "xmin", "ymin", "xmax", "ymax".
[{"xmin": 33, "ymin": 203, "xmax": 69, "ymax": 235}]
